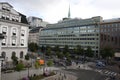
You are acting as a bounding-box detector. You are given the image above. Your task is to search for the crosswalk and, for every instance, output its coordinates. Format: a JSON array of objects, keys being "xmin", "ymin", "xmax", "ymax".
[{"xmin": 94, "ymin": 69, "xmax": 117, "ymax": 77}]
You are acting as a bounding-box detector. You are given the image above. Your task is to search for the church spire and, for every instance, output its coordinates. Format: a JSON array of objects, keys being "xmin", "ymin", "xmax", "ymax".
[{"xmin": 68, "ymin": 4, "xmax": 71, "ymax": 18}]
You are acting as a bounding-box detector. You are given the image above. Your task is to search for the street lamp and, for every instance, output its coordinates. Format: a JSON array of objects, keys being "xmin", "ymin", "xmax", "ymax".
[
  {"xmin": 43, "ymin": 45, "xmax": 46, "ymax": 74},
  {"xmin": 41, "ymin": 44, "xmax": 46, "ymax": 74},
  {"xmin": 0, "ymin": 33, "xmax": 5, "ymax": 80},
  {"xmin": 27, "ymin": 63, "xmax": 30, "ymax": 78}
]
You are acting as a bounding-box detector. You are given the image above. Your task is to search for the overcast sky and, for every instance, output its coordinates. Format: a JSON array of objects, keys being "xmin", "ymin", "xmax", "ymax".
[{"xmin": 1, "ymin": 0, "xmax": 120, "ymax": 23}]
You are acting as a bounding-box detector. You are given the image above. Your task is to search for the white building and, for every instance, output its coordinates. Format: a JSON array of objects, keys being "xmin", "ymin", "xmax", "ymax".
[
  {"xmin": 28, "ymin": 27, "xmax": 43, "ymax": 45},
  {"xmin": 27, "ymin": 16, "xmax": 49, "ymax": 28},
  {"xmin": 0, "ymin": 2, "xmax": 29, "ymax": 61}
]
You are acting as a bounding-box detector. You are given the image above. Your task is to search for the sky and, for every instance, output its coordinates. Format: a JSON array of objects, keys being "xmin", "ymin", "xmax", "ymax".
[{"xmin": 1, "ymin": 0, "xmax": 120, "ymax": 23}]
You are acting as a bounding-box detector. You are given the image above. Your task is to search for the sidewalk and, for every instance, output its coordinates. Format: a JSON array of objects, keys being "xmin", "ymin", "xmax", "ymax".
[
  {"xmin": 1, "ymin": 67, "xmax": 59, "ymax": 80},
  {"xmin": 41, "ymin": 71, "xmax": 77, "ymax": 80}
]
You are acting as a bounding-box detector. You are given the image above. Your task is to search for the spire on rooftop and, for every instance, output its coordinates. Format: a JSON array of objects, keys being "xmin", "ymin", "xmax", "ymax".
[{"xmin": 68, "ymin": 4, "xmax": 71, "ymax": 18}]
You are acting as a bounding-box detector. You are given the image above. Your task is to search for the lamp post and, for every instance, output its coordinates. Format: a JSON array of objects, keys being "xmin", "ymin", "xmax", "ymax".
[
  {"xmin": 0, "ymin": 33, "xmax": 4, "ymax": 80},
  {"xmin": 27, "ymin": 63, "xmax": 30, "ymax": 78},
  {"xmin": 41, "ymin": 44, "xmax": 46, "ymax": 74},
  {"xmin": 43, "ymin": 45, "xmax": 46, "ymax": 74}
]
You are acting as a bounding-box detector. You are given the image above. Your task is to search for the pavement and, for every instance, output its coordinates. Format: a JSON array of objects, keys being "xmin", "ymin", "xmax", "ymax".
[
  {"xmin": 1, "ymin": 67, "xmax": 59, "ymax": 80},
  {"xmin": 41, "ymin": 70, "xmax": 77, "ymax": 80},
  {"xmin": 2, "ymin": 62, "xmax": 120, "ymax": 80}
]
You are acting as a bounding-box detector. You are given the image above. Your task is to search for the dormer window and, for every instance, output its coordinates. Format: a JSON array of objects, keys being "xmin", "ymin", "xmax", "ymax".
[
  {"xmin": 21, "ymin": 30, "xmax": 25, "ymax": 36},
  {"xmin": 12, "ymin": 16, "xmax": 15, "ymax": 21},
  {"xmin": 2, "ymin": 15, "xmax": 5, "ymax": 19},
  {"xmin": 6, "ymin": 15, "xmax": 10, "ymax": 20},
  {"xmin": 15, "ymin": 17, "xmax": 19, "ymax": 22},
  {"xmin": 2, "ymin": 6, "xmax": 10, "ymax": 11},
  {"xmin": 12, "ymin": 28, "xmax": 16, "ymax": 35},
  {"xmin": 2, "ymin": 6, "xmax": 6, "ymax": 10}
]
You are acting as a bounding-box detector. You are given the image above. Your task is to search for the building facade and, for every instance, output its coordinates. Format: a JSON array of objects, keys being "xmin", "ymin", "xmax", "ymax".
[
  {"xmin": 39, "ymin": 16, "xmax": 120, "ymax": 56},
  {"xmin": 0, "ymin": 2, "xmax": 29, "ymax": 61},
  {"xmin": 100, "ymin": 19, "xmax": 120, "ymax": 52},
  {"xmin": 29, "ymin": 27, "xmax": 43, "ymax": 45},
  {"xmin": 39, "ymin": 17, "xmax": 102, "ymax": 56},
  {"xmin": 27, "ymin": 16, "xmax": 49, "ymax": 29}
]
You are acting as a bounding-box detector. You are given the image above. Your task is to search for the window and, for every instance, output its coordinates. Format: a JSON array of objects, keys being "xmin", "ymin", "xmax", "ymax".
[
  {"xmin": 21, "ymin": 39, "xmax": 24, "ymax": 46},
  {"xmin": 13, "ymin": 28, "xmax": 16, "ymax": 35},
  {"xmin": 2, "ymin": 14, "xmax": 5, "ymax": 19},
  {"xmin": 12, "ymin": 39, "xmax": 16, "ymax": 46},
  {"xmin": 15, "ymin": 17, "xmax": 19, "ymax": 22},
  {"xmin": 2, "ymin": 6, "xmax": 10, "ymax": 11},
  {"xmin": 12, "ymin": 16, "xmax": 15, "ymax": 21},
  {"xmin": 20, "ymin": 51, "xmax": 23, "ymax": 58},
  {"xmin": 6, "ymin": 15, "xmax": 9, "ymax": 20},
  {"xmin": 2, "ymin": 39, "xmax": 6, "ymax": 45},
  {"xmin": 11, "ymin": 52, "xmax": 16, "ymax": 58},
  {"xmin": 1, "ymin": 52, "xmax": 6, "ymax": 58},
  {"xmin": 21, "ymin": 30, "xmax": 25, "ymax": 36},
  {"xmin": 2, "ymin": 27, "xmax": 7, "ymax": 34}
]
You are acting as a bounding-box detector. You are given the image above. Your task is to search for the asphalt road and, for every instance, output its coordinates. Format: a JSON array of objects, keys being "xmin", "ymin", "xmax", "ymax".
[{"xmin": 65, "ymin": 69, "xmax": 106, "ymax": 80}]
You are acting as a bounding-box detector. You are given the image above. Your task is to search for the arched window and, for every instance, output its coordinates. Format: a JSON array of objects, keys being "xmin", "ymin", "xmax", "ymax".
[
  {"xmin": 11, "ymin": 52, "xmax": 16, "ymax": 58},
  {"xmin": 1, "ymin": 52, "xmax": 6, "ymax": 58},
  {"xmin": 20, "ymin": 51, "xmax": 23, "ymax": 58}
]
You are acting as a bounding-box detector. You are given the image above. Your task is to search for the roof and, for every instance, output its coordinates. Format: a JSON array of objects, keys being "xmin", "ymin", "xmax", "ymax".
[
  {"xmin": 19, "ymin": 13, "xmax": 28, "ymax": 24},
  {"xmin": 0, "ymin": 2, "xmax": 13, "ymax": 8},
  {"xmin": 29, "ymin": 27, "xmax": 43, "ymax": 33},
  {"xmin": 0, "ymin": 2, "xmax": 28, "ymax": 25}
]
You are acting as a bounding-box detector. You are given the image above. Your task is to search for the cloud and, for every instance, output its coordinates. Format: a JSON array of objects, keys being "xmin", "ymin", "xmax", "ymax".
[{"xmin": 1, "ymin": 0, "xmax": 120, "ymax": 23}]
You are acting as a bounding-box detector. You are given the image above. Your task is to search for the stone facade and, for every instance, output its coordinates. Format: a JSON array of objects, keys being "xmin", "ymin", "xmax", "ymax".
[{"xmin": 0, "ymin": 2, "xmax": 29, "ymax": 61}]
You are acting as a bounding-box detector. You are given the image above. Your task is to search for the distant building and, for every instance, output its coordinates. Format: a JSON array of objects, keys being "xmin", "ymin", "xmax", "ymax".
[
  {"xmin": 100, "ymin": 18, "xmax": 120, "ymax": 52},
  {"xmin": 39, "ymin": 16, "xmax": 120, "ymax": 57},
  {"xmin": 0, "ymin": 2, "xmax": 29, "ymax": 61},
  {"xmin": 27, "ymin": 16, "xmax": 49, "ymax": 28},
  {"xmin": 29, "ymin": 26, "xmax": 43, "ymax": 45}
]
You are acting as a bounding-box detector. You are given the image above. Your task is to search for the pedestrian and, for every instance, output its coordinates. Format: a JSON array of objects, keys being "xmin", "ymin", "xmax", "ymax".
[{"xmin": 64, "ymin": 73, "xmax": 66, "ymax": 79}]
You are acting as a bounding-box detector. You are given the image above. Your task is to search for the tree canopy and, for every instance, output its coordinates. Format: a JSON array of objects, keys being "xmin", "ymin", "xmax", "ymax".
[
  {"xmin": 28, "ymin": 42, "xmax": 39, "ymax": 52},
  {"xmin": 86, "ymin": 46, "xmax": 94, "ymax": 57},
  {"xmin": 25, "ymin": 54, "xmax": 30, "ymax": 61},
  {"xmin": 101, "ymin": 47, "xmax": 114, "ymax": 59}
]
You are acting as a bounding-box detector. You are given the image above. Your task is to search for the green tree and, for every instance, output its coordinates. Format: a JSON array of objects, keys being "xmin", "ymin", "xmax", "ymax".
[
  {"xmin": 11, "ymin": 54, "xmax": 18, "ymax": 66},
  {"xmin": 56, "ymin": 52, "xmax": 64, "ymax": 59},
  {"xmin": 28, "ymin": 42, "xmax": 38, "ymax": 52},
  {"xmin": 47, "ymin": 60, "xmax": 54, "ymax": 67},
  {"xmin": 63, "ymin": 45, "xmax": 69, "ymax": 54},
  {"xmin": 86, "ymin": 46, "xmax": 94, "ymax": 57},
  {"xmin": 41, "ymin": 45, "xmax": 45, "ymax": 52},
  {"xmin": 74, "ymin": 45, "xmax": 84, "ymax": 55},
  {"xmin": 25, "ymin": 54, "xmax": 30, "ymax": 61},
  {"xmin": 34, "ymin": 60, "xmax": 41, "ymax": 69},
  {"xmin": 53, "ymin": 45, "xmax": 60, "ymax": 52},
  {"xmin": 46, "ymin": 46, "xmax": 52, "ymax": 56},
  {"xmin": 101, "ymin": 47, "xmax": 114, "ymax": 59},
  {"xmin": 65, "ymin": 52, "xmax": 70, "ymax": 59},
  {"xmin": 16, "ymin": 62, "xmax": 24, "ymax": 79}
]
